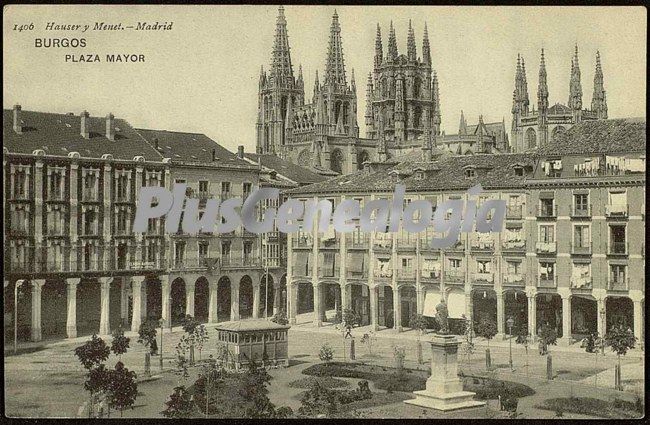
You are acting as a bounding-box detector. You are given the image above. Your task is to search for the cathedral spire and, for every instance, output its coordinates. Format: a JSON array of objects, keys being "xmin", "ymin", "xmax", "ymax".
[
  {"xmin": 537, "ymin": 49, "xmax": 549, "ymax": 112},
  {"xmin": 568, "ymin": 44, "xmax": 582, "ymax": 110},
  {"xmin": 365, "ymin": 72, "xmax": 374, "ymax": 134},
  {"xmin": 521, "ymin": 57, "xmax": 530, "ymax": 112},
  {"xmin": 422, "ymin": 23, "xmax": 431, "ymax": 66},
  {"xmin": 313, "ymin": 70, "xmax": 320, "ymax": 100},
  {"xmin": 591, "ymin": 50, "xmax": 607, "ymax": 118},
  {"xmin": 351, "ymin": 68, "xmax": 356, "ymax": 93},
  {"xmin": 407, "ymin": 20, "xmax": 417, "ymax": 61},
  {"xmin": 387, "ymin": 21, "xmax": 398, "ymax": 61},
  {"xmin": 270, "ymin": 5, "xmax": 294, "ymax": 86},
  {"xmin": 325, "ymin": 9, "xmax": 347, "ymax": 88},
  {"xmin": 432, "ymin": 71, "xmax": 441, "ymax": 130},
  {"xmin": 374, "ymin": 24, "xmax": 383, "ymax": 70},
  {"xmin": 459, "ymin": 110, "xmax": 468, "ymax": 135}
]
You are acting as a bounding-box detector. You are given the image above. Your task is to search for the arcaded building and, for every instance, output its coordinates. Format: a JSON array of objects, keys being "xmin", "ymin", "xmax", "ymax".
[{"xmin": 284, "ymin": 118, "xmax": 645, "ymax": 346}]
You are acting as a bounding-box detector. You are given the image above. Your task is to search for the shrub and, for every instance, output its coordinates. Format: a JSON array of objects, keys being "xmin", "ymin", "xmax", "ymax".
[
  {"xmin": 319, "ymin": 344, "xmax": 334, "ymax": 363},
  {"xmin": 106, "ymin": 361, "xmax": 138, "ymax": 417},
  {"xmin": 75, "ymin": 334, "xmax": 111, "ymax": 370},
  {"xmin": 137, "ymin": 320, "xmax": 158, "ymax": 355},
  {"xmin": 476, "ymin": 319, "xmax": 498, "ymax": 347},
  {"xmin": 409, "ymin": 313, "xmax": 428, "ymax": 334},
  {"xmin": 342, "ymin": 309, "xmax": 361, "ymax": 328},
  {"xmin": 298, "ymin": 380, "xmax": 340, "ymax": 417},
  {"xmin": 538, "ymin": 324, "xmax": 558, "ymax": 354},
  {"xmin": 162, "ymin": 385, "xmax": 195, "ymax": 418},
  {"xmin": 271, "ymin": 310, "xmax": 289, "ymax": 326}
]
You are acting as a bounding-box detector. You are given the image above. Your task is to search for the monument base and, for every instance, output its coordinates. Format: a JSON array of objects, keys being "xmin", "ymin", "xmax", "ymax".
[{"xmin": 405, "ymin": 390, "xmax": 486, "ymax": 412}]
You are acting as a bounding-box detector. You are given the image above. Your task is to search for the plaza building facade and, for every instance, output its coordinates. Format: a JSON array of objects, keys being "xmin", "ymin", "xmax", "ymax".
[
  {"xmin": 284, "ymin": 118, "xmax": 645, "ymax": 346},
  {"xmin": 3, "ymin": 106, "xmax": 324, "ymax": 343}
]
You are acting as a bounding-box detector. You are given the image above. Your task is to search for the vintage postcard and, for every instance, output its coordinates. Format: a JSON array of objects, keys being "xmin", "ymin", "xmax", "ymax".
[{"xmin": 2, "ymin": 4, "xmax": 646, "ymax": 419}]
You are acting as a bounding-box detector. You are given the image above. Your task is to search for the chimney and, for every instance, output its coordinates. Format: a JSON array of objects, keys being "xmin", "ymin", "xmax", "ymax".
[
  {"xmin": 105, "ymin": 113, "xmax": 115, "ymax": 140},
  {"xmin": 80, "ymin": 110, "xmax": 90, "ymax": 139},
  {"xmin": 237, "ymin": 145, "xmax": 244, "ymax": 159},
  {"xmin": 153, "ymin": 137, "xmax": 159, "ymax": 150},
  {"xmin": 211, "ymin": 149, "xmax": 216, "ymax": 161},
  {"xmin": 13, "ymin": 104, "xmax": 22, "ymax": 134}
]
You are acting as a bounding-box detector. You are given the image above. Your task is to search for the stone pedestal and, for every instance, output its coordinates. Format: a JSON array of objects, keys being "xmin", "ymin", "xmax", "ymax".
[{"xmin": 404, "ymin": 334, "xmax": 485, "ymax": 412}]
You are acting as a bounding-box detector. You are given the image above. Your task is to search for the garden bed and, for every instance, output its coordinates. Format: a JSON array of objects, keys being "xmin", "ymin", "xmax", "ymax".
[
  {"xmin": 288, "ymin": 376, "xmax": 350, "ymax": 389},
  {"xmin": 535, "ymin": 397, "xmax": 644, "ymax": 419}
]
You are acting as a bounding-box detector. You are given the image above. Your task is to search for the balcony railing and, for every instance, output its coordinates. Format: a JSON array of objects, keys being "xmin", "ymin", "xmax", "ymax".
[
  {"xmin": 571, "ymin": 204, "xmax": 592, "ymax": 218},
  {"xmin": 319, "ymin": 267, "xmax": 340, "ymax": 278},
  {"xmin": 471, "ymin": 237, "xmax": 494, "ymax": 251},
  {"xmin": 421, "ymin": 269, "xmax": 441, "ymax": 280},
  {"xmin": 536, "ymin": 241, "xmax": 557, "ymax": 254},
  {"xmin": 537, "ymin": 274, "xmax": 557, "ymax": 288},
  {"xmin": 444, "ymin": 270, "xmax": 465, "ymax": 284},
  {"xmin": 445, "ymin": 239, "xmax": 465, "ymax": 252},
  {"xmin": 608, "ymin": 241, "xmax": 628, "ymax": 256},
  {"xmin": 506, "ymin": 205, "xmax": 523, "ymax": 219},
  {"xmin": 570, "ymin": 276, "xmax": 592, "ymax": 289},
  {"xmin": 346, "ymin": 269, "xmax": 368, "ymax": 279},
  {"xmin": 536, "ymin": 204, "xmax": 557, "ymax": 218},
  {"xmin": 397, "ymin": 234, "xmax": 417, "ymax": 249},
  {"xmin": 473, "ymin": 272, "xmax": 494, "ymax": 284},
  {"xmin": 502, "ymin": 239, "xmax": 526, "ymax": 252},
  {"xmin": 47, "ymin": 191, "xmax": 66, "ymax": 202},
  {"xmin": 571, "ymin": 241, "xmax": 592, "ymax": 255},
  {"xmin": 608, "ymin": 277, "xmax": 629, "ymax": 291},
  {"xmin": 373, "ymin": 234, "xmax": 393, "ymax": 249},
  {"xmin": 397, "ymin": 269, "xmax": 415, "ymax": 279},
  {"xmin": 503, "ymin": 273, "xmax": 525, "ymax": 286},
  {"xmin": 47, "ymin": 226, "xmax": 68, "ymax": 237},
  {"xmin": 374, "ymin": 266, "xmax": 393, "ymax": 278},
  {"xmin": 347, "ymin": 234, "xmax": 369, "ymax": 248},
  {"xmin": 605, "ymin": 204, "xmax": 629, "ymax": 218},
  {"xmin": 8, "ymin": 228, "xmax": 30, "ymax": 237},
  {"xmin": 292, "ymin": 235, "xmax": 313, "ymax": 248}
]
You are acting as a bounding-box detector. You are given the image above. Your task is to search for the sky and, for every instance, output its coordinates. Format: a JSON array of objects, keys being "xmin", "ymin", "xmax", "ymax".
[{"xmin": 3, "ymin": 5, "xmax": 646, "ymax": 153}]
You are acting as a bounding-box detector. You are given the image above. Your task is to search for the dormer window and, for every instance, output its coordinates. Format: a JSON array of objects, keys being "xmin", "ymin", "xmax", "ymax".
[
  {"xmin": 514, "ymin": 166, "xmax": 524, "ymax": 176},
  {"xmin": 415, "ymin": 170, "xmax": 425, "ymax": 180},
  {"xmin": 464, "ymin": 168, "xmax": 476, "ymax": 178}
]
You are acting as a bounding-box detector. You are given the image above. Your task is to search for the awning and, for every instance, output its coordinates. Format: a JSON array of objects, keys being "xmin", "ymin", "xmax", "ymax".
[
  {"xmin": 422, "ymin": 291, "xmax": 441, "ymax": 317},
  {"xmin": 447, "ymin": 291, "xmax": 466, "ymax": 319}
]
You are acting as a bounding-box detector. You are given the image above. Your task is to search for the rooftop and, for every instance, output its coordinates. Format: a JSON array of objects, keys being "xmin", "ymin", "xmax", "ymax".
[
  {"xmin": 215, "ymin": 319, "xmax": 291, "ymax": 332},
  {"xmin": 243, "ymin": 153, "xmax": 332, "ymax": 185}
]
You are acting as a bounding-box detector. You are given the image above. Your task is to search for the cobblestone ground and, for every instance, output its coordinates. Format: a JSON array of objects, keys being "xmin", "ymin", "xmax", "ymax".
[{"xmin": 4, "ymin": 316, "xmax": 645, "ymax": 418}]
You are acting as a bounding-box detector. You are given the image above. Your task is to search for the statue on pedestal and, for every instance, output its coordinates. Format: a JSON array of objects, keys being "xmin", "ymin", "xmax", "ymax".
[{"xmin": 435, "ymin": 299, "xmax": 449, "ymax": 335}]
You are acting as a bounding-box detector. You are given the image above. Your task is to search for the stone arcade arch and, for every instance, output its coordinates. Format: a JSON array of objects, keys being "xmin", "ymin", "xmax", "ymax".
[
  {"xmin": 76, "ymin": 279, "xmax": 101, "ymax": 337},
  {"xmin": 536, "ymin": 293, "xmax": 563, "ymax": 337},
  {"xmin": 297, "ymin": 281, "xmax": 314, "ymax": 315},
  {"xmin": 170, "ymin": 277, "xmax": 186, "ymax": 326},
  {"xmin": 503, "ymin": 289, "xmax": 528, "ymax": 336},
  {"xmin": 217, "ymin": 276, "xmax": 231, "ymax": 322},
  {"xmin": 42, "ymin": 280, "xmax": 67, "ymax": 338},
  {"xmin": 239, "ymin": 275, "xmax": 254, "ymax": 319},
  {"xmin": 472, "ymin": 288, "xmax": 497, "ymax": 334},
  {"xmin": 194, "ymin": 277, "xmax": 210, "ymax": 323},
  {"xmin": 399, "ymin": 285, "xmax": 417, "ymax": 328}
]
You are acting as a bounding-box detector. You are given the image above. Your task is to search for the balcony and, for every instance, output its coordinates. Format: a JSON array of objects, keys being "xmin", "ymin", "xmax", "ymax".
[
  {"xmin": 47, "ymin": 226, "xmax": 68, "ymax": 237},
  {"xmin": 605, "ymin": 204, "xmax": 628, "ymax": 218},
  {"xmin": 608, "ymin": 277, "xmax": 629, "ymax": 291},
  {"xmin": 114, "ymin": 227, "xmax": 131, "ymax": 237},
  {"xmin": 220, "ymin": 192, "xmax": 232, "ymax": 201},
  {"xmin": 397, "ymin": 234, "xmax": 417, "ymax": 249},
  {"xmin": 503, "ymin": 273, "xmax": 525, "ymax": 286},
  {"xmin": 570, "ymin": 276, "xmax": 593, "ymax": 289},
  {"xmin": 445, "ymin": 239, "xmax": 465, "ymax": 252},
  {"xmin": 536, "ymin": 241, "xmax": 557, "ymax": 254},
  {"xmin": 471, "ymin": 237, "xmax": 494, "ymax": 252},
  {"xmin": 396, "ymin": 269, "xmax": 415, "ymax": 279},
  {"xmin": 319, "ymin": 267, "xmax": 340, "ymax": 278},
  {"xmin": 347, "ymin": 234, "xmax": 369, "ymax": 248},
  {"xmin": 607, "ymin": 241, "xmax": 628, "ymax": 256},
  {"xmin": 320, "ymin": 233, "xmax": 339, "ymax": 249},
  {"xmin": 472, "ymin": 272, "xmax": 494, "ymax": 284},
  {"xmin": 373, "ymin": 234, "xmax": 393, "ymax": 250},
  {"xmin": 502, "ymin": 239, "xmax": 526, "ymax": 253},
  {"xmin": 115, "ymin": 193, "xmax": 132, "ymax": 203},
  {"xmin": 130, "ymin": 259, "xmax": 166, "ymax": 271},
  {"xmin": 571, "ymin": 241, "xmax": 592, "ymax": 255},
  {"xmin": 374, "ymin": 265, "xmax": 393, "ymax": 279},
  {"xmin": 536, "ymin": 204, "xmax": 557, "ymax": 219},
  {"xmin": 571, "ymin": 204, "xmax": 592, "ymax": 219},
  {"xmin": 506, "ymin": 205, "xmax": 523, "ymax": 220},
  {"xmin": 444, "ymin": 270, "xmax": 465, "ymax": 284},
  {"xmin": 292, "ymin": 235, "xmax": 313, "ymax": 248},
  {"xmin": 420, "ymin": 269, "xmax": 441, "ymax": 281},
  {"xmin": 537, "ymin": 274, "xmax": 557, "ymax": 288},
  {"xmin": 346, "ymin": 269, "xmax": 368, "ymax": 279}
]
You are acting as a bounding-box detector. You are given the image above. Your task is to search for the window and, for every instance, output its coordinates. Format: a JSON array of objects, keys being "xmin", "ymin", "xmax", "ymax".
[
  {"xmin": 539, "ymin": 262, "xmax": 555, "ymax": 280},
  {"xmin": 449, "ymin": 258, "xmax": 462, "ymax": 270},
  {"xmin": 610, "ymin": 264, "xmax": 627, "ymax": 287},
  {"xmin": 116, "ymin": 173, "xmax": 129, "ymax": 201},
  {"xmin": 465, "ymin": 168, "xmax": 476, "ymax": 178},
  {"xmin": 574, "ymin": 193, "xmax": 589, "ymax": 215},
  {"xmin": 609, "ymin": 225, "xmax": 626, "ymax": 253},
  {"xmin": 477, "ymin": 259, "xmax": 491, "ymax": 273},
  {"xmin": 243, "ymin": 182, "xmax": 252, "ymax": 198},
  {"xmin": 514, "ymin": 166, "xmax": 524, "ymax": 176},
  {"xmin": 243, "ymin": 241, "xmax": 253, "ymax": 264},
  {"xmin": 198, "ymin": 180, "xmax": 209, "ymax": 195},
  {"xmin": 539, "ymin": 225, "xmax": 555, "ymax": 243},
  {"xmin": 198, "ymin": 242, "xmax": 209, "ymax": 259},
  {"xmin": 221, "ymin": 241, "xmax": 231, "ymax": 258},
  {"xmin": 539, "ymin": 198, "xmax": 555, "ymax": 216},
  {"xmin": 221, "ymin": 182, "xmax": 231, "ymax": 195},
  {"xmin": 607, "ymin": 191, "xmax": 627, "ymax": 215},
  {"xmin": 571, "ymin": 263, "xmax": 591, "ymax": 288},
  {"xmin": 506, "ymin": 261, "xmax": 521, "ymax": 275},
  {"xmin": 174, "ymin": 242, "xmax": 185, "ymax": 266},
  {"xmin": 573, "ymin": 225, "xmax": 590, "ymax": 249}
]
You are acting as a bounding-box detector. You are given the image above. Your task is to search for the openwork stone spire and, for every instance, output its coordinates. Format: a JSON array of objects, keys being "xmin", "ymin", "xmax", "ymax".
[
  {"xmin": 407, "ymin": 20, "xmax": 417, "ymax": 61},
  {"xmin": 422, "ymin": 23, "xmax": 431, "ymax": 66},
  {"xmin": 591, "ymin": 50, "xmax": 607, "ymax": 118},
  {"xmin": 271, "ymin": 6, "xmax": 294, "ymax": 86},
  {"xmin": 374, "ymin": 23, "xmax": 383, "ymax": 70},
  {"xmin": 387, "ymin": 21, "xmax": 398, "ymax": 61},
  {"xmin": 325, "ymin": 10, "xmax": 347, "ymax": 87},
  {"xmin": 568, "ymin": 44, "xmax": 583, "ymax": 110},
  {"xmin": 537, "ymin": 49, "xmax": 549, "ymax": 112}
]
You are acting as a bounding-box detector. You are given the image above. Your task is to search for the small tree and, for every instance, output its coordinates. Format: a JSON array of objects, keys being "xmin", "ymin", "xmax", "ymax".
[
  {"xmin": 75, "ymin": 333, "xmax": 111, "ymax": 370},
  {"xmin": 106, "ymin": 361, "xmax": 138, "ymax": 417},
  {"xmin": 110, "ymin": 327, "xmax": 130, "ymax": 361},
  {"xmin": 138, "ymin": 320, "xmax": 158, "ymax": 377},
  {"xmin": 360, "ymin": 332, "xmax": 376, "ymax": 357},
  {"xmin": 193, "ymin": 324, "xmax": 209, "ymax": 361},
  {"xmin": 515, "ymin": 329, "xmax": 531, "ymax": 375},
  {"xmin": 271, "ymin": 309, "xmax": 289, "ymax": 326},
  {"xmin": 538, "ymin": 324, "xmax": 558, "ymax": 355},
  {"xmin": 84, "ymin": 364, "xmax": 112, "ymax": 417},
  {"xmin": 476, "ymin": 318, "xmax": 497, "ymax": 369},
  {"xmin": 162, "ymin": 385, "xmax": 195, "ymax": 418},
  {"xmin": 238, "ymin": 359, "xmax": 293, "ymax": 418},
  {"xmin": 298, "ymin": 380, "xmax": 340, "ymax": 418},
  {"xmin": 319, "ymin": 343, "xmax": 334, "ymax": 364},
  {"xmin": 393, "ymin": 345, "xmax": 406, "ymax": 376},
  {"xmin": 182, "ymin": 315, "xmax": 199, "ymax": 364},
  {"xmin": 605, "ymin": 325, "xmax": 637, "ymax": 390}
]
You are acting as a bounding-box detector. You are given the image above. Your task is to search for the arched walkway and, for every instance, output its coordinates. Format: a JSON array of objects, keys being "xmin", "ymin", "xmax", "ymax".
[
  {"xmin": 536, "ymin": 293, "xmax": 562, "ymax": 337},
  {"xmin": 194, "ymin": 277, "xmax": 210, "ymax": 323},
  {"xmin": 504, "ymin": 289, "xmax": 527, "ymax": 336},
  {"xmin": 239, "ymin": 275, "xmax": 254, "ymax": 319},
  {"xmin": 170, "ymin": 277, "xmax": 186, "ymax": 326},
  {"xmin": 399, "ymin": 285, "xmax": 417, "ymax": 328},
  {"xmin": 571, "ymin": 295, "xmax": 597, "ymax": 338},
  {"xmin": 42, "ymin": 280, "xmax": 67, "ymax": 338},
  {"xmin": 323, "ymin": 282, "xmax": 341, "ymax": 322},
  {"xmin": 145, "ymin": 277, "xmax": 162, "ymax": 323},
  {"xmin": 606, "ymin": 296, "xmax": 633, "ymax": 333},
  {"xmin": 217, "ymin": 276, "xmax": 231, "ymax": 322},
  {"xmin": 76, "ymin": 279, "xmax": 101, "ymax": 336},
  {"xmin": 381, "ymin": 286, "xmax": 394, "ymax": 328},
  {"xmin": 7, "ymin": 281, "xmax": 33, "ymax": 342},
  {"xmin": 348, "ymin": 283, "xmax": 370, "ymax": 326},
  {"xmin": 472, "ymin": 288, "xmax": 497, "ymax": 333},
  {"xmin": 259, "ymin": 274, "xmax": 275, "ymax": 318},
  {"xmin": 297, "ymin": 282, "xmax": 314, "ymax": 314}
]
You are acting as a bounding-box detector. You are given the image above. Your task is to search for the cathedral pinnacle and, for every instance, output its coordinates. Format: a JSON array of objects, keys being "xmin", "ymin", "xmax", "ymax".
[
  {"xmin": 422, "ymin": 22, "xmax": 431, "ymax": 66},
  {"xmin": 325, "ymin": 9, "xmax": 347, "ymax": 88},
  {"xmin": 388, "ymin": 21, "xmax": 398, "ymax": 61},
  {"xmin": 568, "ymin": 44, "xmax": 582, "ymax": 110},
  {"xmin": 407, "ymin": 20, "xmax": 417, "ymax": 61},
  {"xmin": 271, "ymin": 5, "xmax": 294, "ymax": 86},
  {"xmin": 374, "ymin": 24, "xmax": 383, "ymax": 69},
  {"xmin": 537, "ymin": 49, "xmax": 548, "ymax": 112},
  {"xmin": 591, "ymin": 50, "xmax": 607, "ymax": 118}
]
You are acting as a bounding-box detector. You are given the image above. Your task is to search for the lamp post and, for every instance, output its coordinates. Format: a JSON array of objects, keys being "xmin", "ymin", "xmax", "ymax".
[
  {"xmin": 14, "ymin": 280, "xmax": 25, "ymax": 354},
  {"xmin": 507, "ymin": 316, "xmax": 515, "ymax": 371},
  {"xmin": 158, "ymin": 318, "xmax": 164, "ymax": 370}
]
